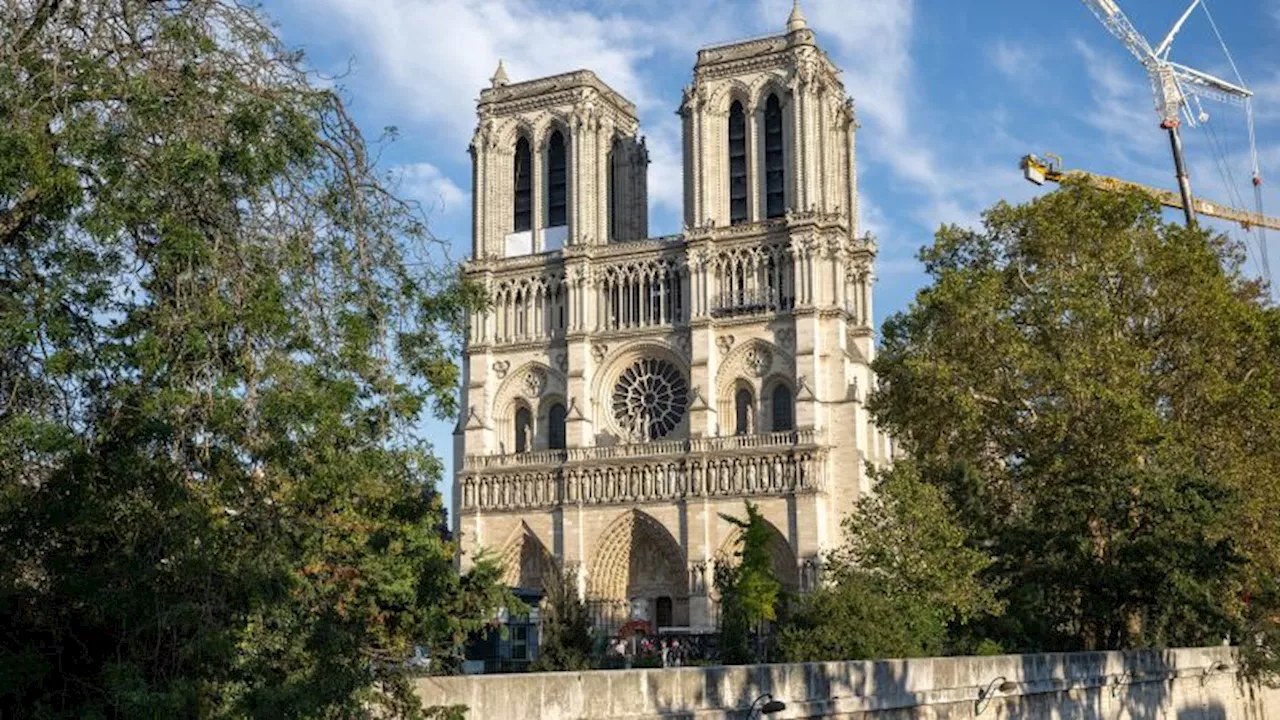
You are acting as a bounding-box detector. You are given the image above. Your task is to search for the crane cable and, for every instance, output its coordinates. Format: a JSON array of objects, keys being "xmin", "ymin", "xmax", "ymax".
[
  {"xmin": 1247, "ymin": 99, "xmax": 1271, "ymax": 294},
  {"xmin": 1201, "ymin": 0, "xmax": 1271, "ymax": 292},
  {"xmin": 1199, "ymin": 114, "xmax": 1262, "ymax": 277}
]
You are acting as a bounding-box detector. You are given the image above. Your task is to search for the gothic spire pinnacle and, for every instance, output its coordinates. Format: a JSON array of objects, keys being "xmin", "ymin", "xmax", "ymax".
[
  {"xmin": 491, "ymin": 59, "xmax": 510, "ymax": 88},
  {"xmin": 786, "ymin": 0, "xmax": 808, "ymax": 33}
]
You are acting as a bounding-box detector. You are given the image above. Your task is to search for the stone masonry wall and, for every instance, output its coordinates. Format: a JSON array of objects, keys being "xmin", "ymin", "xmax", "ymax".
[{"xmin": 414, "ymin": 646, "xmax": 1276, "ymax": 719}]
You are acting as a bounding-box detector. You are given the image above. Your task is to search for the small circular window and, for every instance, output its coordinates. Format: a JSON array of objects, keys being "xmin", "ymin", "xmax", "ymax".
[{"xmin": 612, "ymin": 358, "xmax": 688, "ymax": 441}]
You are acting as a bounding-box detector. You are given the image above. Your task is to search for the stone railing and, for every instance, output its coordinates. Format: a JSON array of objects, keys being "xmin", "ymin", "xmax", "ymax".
[
  {"xmin": 458, "ymin": 431, "xmax": 825, "ymax": 512},
  {"xmin": 461, "ymin": 430, "xmax": 818, "ymax": 471},
  {"xmin": 694, "ymin": 429, "xmax": 816, "ymax": 451},
  {"xmin": 462, "ymin": 448, "xmax": 569, "ymax": 470}
]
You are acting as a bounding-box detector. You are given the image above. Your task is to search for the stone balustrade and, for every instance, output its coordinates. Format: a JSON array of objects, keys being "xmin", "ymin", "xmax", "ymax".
[
  {"xmin": 415, "ymin": 646, "xmax": 1270, "ymax": 720},
  {"xmin": 458, "ymin": 431, "xmax": 825, "ymax": 512}
]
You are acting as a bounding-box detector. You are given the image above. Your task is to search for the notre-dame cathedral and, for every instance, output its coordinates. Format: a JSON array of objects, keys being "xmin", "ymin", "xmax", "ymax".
[{"xmin": 452, "ymin": 3, "xmax": 891, "ymax": 633}]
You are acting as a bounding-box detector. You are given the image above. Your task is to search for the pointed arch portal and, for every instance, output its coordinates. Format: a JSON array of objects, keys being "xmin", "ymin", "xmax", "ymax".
[
  {"xmin": 587, "ymin": 510, "xmax": 688, "ymax": 630},
  {"xmin": 498, "ymin": 523, "xmax": 557, "ymax": 592},
  {"xmin": 716, "ymin": 516, "xmax": 800, "ymax": 593}
]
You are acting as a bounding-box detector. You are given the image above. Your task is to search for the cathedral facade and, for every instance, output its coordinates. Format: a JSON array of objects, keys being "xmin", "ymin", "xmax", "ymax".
[{"xmin": 452, "ymin": 4, "xmax": 890, "ymax": 633}]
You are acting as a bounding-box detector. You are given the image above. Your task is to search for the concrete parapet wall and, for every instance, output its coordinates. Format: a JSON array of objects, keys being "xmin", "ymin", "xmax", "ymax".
[{"xmin": 414, "ymin": 646, "xmax": 1278, "ymax": 719}]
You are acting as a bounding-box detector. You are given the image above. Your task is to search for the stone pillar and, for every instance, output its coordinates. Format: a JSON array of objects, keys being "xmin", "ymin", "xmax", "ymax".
[
  {"xmin": 532, "ymin": 137, "xmax": 544, "ymax": 252},
  {"xmin": 566, "ymin": 329, "xmax": 593, "ymax": 449},
  {"xmin": 570, "ymin": 116, "xmax": 583, "ymax": 246},
  {"xmin": 790, "ymin": 80, "xmax": 805, "ymax": 213},
  {"xmin": 747, "ymin": 103, "xmax": 760, "ymax": 223}
]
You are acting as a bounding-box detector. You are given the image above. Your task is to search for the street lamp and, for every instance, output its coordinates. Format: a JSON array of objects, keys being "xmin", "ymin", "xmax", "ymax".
[
  {"xmin": 975, "ymin": 676, "xmax": 1018, "ymax": 716},
  {"xmin": 1201, "ymin": 661, "xmax": 1233, "ymax": 686},
  {"xmin": 748, "ymin": 693, "xmax": 787, "ymax": 719}
]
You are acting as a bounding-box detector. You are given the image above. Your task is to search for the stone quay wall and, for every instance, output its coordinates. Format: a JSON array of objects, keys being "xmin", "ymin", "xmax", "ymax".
[{"xmin": 414, "ymin": 646, "xmax": 1279, "ymax": 719}]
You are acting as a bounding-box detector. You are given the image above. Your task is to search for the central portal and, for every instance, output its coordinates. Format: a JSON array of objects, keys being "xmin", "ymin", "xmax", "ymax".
[{"xmin": 587, "ymin": 510, "xmax": 689, "ymax": 631}]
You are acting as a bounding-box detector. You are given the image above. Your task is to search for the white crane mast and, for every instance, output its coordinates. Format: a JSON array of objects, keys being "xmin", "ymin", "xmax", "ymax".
[
  {"xmin": 1081, "ymin": 0, "xmax": 1154, "ymax": 63},
  {"xmin": 1078, "ymin": 0, "xmax": 1255, "ymax": 228}
]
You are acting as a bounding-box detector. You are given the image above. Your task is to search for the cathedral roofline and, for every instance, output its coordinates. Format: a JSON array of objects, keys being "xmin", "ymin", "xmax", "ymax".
[
  {"xmin": 692, "ymin": 29, "xmax": 843, "ymax": 92},
  {"xmin": 478, "ymin": 68, "xmax": 637, "ymax": 120}
]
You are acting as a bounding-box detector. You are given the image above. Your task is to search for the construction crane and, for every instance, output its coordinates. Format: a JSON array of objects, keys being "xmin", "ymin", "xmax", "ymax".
[
  {"xmin": 1021, "ymin": 154, "xmax": 1280, "ymax": 232},
  {"xmin": 1079, "ymin": 0, "xmax": 1256, "ymax": 229},
  {"xmin": 1076, "ymin": 0, "xmax": 1272, "ymax": 293}
]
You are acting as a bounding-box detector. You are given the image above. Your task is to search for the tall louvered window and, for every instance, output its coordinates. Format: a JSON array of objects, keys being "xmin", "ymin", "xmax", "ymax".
[
  {"xmin": 547, "ymin": 131, "xmax": 567, "ymax": 227},
  {"xmin": 772, "ymin": 385, "xmax": 793, "ymax": 432},
  {"xmin": 548, "ymin": 403, "xmax": 567, "ymax": 450},
  {"xmin": 764, "ymin": 94, "xmax": 785, "ymax": 218},
  {"xmin": 728, "ymin": 101, "xmax": 748, "ymax": 224},
  {"xmin": 513, "ymin": 137, "xmax": 533, "ymax": 232},
  {"xmin": 609, "ymin": 138, "xmax": 622, "ymax": 241}
]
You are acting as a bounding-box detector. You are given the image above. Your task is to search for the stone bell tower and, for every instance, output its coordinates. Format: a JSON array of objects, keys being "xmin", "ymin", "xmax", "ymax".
[
  {"xmin": 681, "ymin": 1, "xmax": 858, "ymax": 233},
  {"xmin": 677, "ymin": 0, "xmax": 881, "ymax": 528},
  {"xmin": 468, "ymin": 61, "xmax": 648, "ymax": 261},
  {"xmin": 454, "ymin": 2, "xmax": 890, "ymax": 636}
]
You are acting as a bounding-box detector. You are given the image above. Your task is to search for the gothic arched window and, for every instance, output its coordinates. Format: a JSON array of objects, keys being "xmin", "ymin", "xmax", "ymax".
[
  {"xmin": 612, "ymin": 358, "xmax": 688, "ymax": 442},
  {"xmin": 771, "ymin": 384, "xmax": 793, "ymax": 432},
  {"xmin": 728, "ymin": 101, "xmax": 748, "ymax": 225},
  {"xmin": 514, "ymin": 406, "xmax": 533, "ymax": 453},
  {"xmin": 547, "ymin": 130, "xmax": 567, "ymax": 227},
  {"xmin": 734, "ymin": 387, "xmax": 753, "ymax": 436},
  {"xmin": 548, "ymin": 403, "xmax": 567, "ymax": 450},
  {"xmin": 513, "ymin": 137, "xmax": 533, "ymax": 233},
  {"xmin": 609, "ymin": 137, "xmax": 623, "ymax": 241},
  {"xmin": 764, "ymin": 94, "xmax": 785, "ymax": 219}
]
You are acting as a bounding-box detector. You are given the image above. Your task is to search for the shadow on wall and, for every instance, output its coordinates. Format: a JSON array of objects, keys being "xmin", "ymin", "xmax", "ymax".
[
  {"xmin": 646, "ymin": 656, "xmax": 919, "ymax": 720},
  {"xmin": 993, "ymin": 650, "xmax": 1175, "ymax": 719},
  {"xmin": 639, "ymin": 650, "xmax": 1211, "ymax": 719},
  {"xmin": 415, "ymin": 647, "xmax": 1259, "ymax": 719},
  {"xmin": 1179, "ymin": 703, "xmax": 1227, "ymax": 720}
]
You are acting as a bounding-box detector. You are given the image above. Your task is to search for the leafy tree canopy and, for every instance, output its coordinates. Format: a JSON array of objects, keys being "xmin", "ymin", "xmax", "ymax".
[
  {"xmin": 716, "ymin": 502, "xmax": 783, "ymax": 664},
  {"xmin": 868, "ymin": 181, "xmax": 1280, "ymax": 673},
  {"xmin": 1, "ymin": 1, "xmax": 500, "ymax": 716},
  {"xmin": 778, "ymin": 462, "xmax": 1001, "ymax": 662},
  {"xmin": 530, "ymin": 566, "xmax": 593, "ymax": 672}
]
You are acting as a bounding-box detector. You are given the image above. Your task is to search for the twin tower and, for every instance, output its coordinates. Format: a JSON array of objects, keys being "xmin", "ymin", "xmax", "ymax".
[{"xmin": 454, "ymin": 4, "xmax": 890, "ymax": 633}]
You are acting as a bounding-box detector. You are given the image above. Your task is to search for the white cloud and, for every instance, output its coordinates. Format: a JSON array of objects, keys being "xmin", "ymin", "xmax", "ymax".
[
  {"xmin": 760, "ymin": 0, "xmax": 1022, "ymax": 232},
  {"xmin": 1251, "ymin": 67, "xmax": 1280, "ymax": 126},
  {"xmin": 858, "ymin": 191, "xmax": 889, "ymax": 241},
  {"xmin": 301, "ymin": 0, "xmax": 707, "ymax": 220},
  {"xmin": 302, "ymin": 0, "xmax": 1032, "ymax": 238},
  {"xmin": 312, "ymin": 0, "xmax": 660, "ymax": 139},
  {"xmin": 1072, "ymin": 38, "xmax": 1169, "ymax": 177},
  {"xmin": 988, "ymin": 38, "xmax": 1042, "ymax": 84},
  {"xmin": 754, "ymin": 0, "xmax": 952, "ymax": 205},
  {"xmin": 779, "ymin": 0, "xmax": 915, "ymax": 139},
  {"xmin": 396, "ymin": 162, "xmax": 468, "ymax": 215},
  {"xmin": 643, "ymin": 124, "xmax": 685, "ymax": 231}
]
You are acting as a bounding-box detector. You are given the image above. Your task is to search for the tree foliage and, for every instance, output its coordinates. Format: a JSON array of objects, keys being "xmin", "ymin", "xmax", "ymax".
[
  {"xmin": 778, "ymin": 462, "xmax": 1001, "ymax": 662},
  {"xmin": 868, "ymin": 181, "xmax": 1280, "ymax": 674},
  {"xmin": 716, "ymin": 502, "xmax": 783, "ymax": 664},
  {"xmin": 0, "ymin": 1, "xmax": 502, "ymax": 716},
  {"xmin": 530, "ymin": 566, "xmax": 594, "ymax": 672}
]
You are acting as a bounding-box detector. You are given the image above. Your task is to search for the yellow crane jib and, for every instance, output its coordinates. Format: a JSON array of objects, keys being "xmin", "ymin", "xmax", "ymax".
[{"xmin": 1020, "ymin": 154, "xmax": 1280, "ymax": 232}]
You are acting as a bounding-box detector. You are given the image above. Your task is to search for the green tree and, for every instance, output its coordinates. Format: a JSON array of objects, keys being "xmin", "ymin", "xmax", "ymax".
[
  {"xmin": 0, "ymin": 1, "xmax": 503, "ymax": 716},
  {"xmin": 530, "ymin": 566, "xmax": 594, "ymax": 672},
  {"xmin": 716, "ymin": 502, "xmax": 782, "ymax": 664},
  {"xmin": 869, "ymin": 181, "xmax": 1280, "ymax": 674},
  {"xmin": 778, "ymin": 462, "xmax": 1000, "ymax": 662}
]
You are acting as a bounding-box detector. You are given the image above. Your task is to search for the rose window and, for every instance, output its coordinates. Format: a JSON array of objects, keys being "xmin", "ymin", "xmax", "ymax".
[{"xmin": 611, "ymin": 358, "xmax": 688, "ymax": 441}]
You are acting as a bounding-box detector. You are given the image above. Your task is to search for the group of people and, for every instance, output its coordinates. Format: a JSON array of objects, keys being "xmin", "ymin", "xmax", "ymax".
[{"xmin": 609, "ymin": 635, "xmax": 691, "ymax": 668}]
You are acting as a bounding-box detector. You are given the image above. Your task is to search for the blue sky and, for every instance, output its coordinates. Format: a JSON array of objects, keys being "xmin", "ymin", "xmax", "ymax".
[{"xmin": 263, "ymin": 0, "xmax": 1280, "ymax": 508}]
